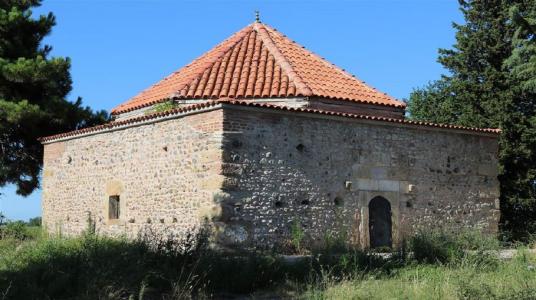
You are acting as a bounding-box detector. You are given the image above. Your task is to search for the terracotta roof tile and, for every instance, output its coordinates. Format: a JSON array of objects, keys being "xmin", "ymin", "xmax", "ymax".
[
  {"xmin": 42, "ymin": 100, "xmax": 500, "ymax": 143},
  {"xmin": 111, "ymin": 23, "xmax": 406, "ymax": 115}
]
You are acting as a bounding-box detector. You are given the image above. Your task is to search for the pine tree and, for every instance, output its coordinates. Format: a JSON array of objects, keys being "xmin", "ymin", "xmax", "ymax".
[
  {"xmin": 407, "ymin": 0, "xmax": 536, "ymax": 240},
  {"xmin": 0, "ymin": 1, "xmax": 108, "ymax": 196}
]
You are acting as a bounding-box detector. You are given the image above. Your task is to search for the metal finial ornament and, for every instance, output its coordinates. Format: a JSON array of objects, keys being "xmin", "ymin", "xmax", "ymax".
[{"xmin": 255, "ymin": 10, "xmax": 260, "ymax": 23}]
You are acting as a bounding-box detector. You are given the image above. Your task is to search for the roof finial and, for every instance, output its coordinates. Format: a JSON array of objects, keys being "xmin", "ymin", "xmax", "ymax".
[{"xmin": 255, "ymin": 10, "xmax": 260, "ymax": 23}]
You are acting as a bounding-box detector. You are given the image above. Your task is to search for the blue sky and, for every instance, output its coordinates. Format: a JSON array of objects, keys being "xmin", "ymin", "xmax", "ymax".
[{"xmin": 0, "ymin": 0, "xmax": 462, "ymax": 221}]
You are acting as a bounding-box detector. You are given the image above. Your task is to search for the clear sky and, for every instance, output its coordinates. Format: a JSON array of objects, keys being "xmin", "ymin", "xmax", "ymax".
[{"xmin": 0, "ymin": 0, "xmax": 463, "ymax": 221}]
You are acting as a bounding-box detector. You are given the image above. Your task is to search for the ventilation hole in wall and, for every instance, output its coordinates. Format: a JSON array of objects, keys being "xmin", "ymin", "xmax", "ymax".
[
  {"xmin": 146, "ymin": 218, "xmax": 152, "ymax": 224},
  {"xmin": 301, "ymin": 199, "xmax": 310, "ymax": 205},
  {"xmin": 406, "ymin": 201, "xmax": 413, "ymax": 208},
  {"xmin": 67, "ymin": 156, "xmax": 72, "ymax": 164},
  {"xmin": 172, "ymin": 217, "xmax": 178, "ymax": 223},
  {"xmin": 334, "ymin": 197, "xmax": 344, "ymax": 207},
  {"xmin": 160, "ymin": 218, "xmax": 165, "ymax": 224},
  {"xmin": 66, "ymin": 216, "xmax": 70, "ymax": 221},
  {"xmin": 275, "ymin": 201, "xmax": 284, "ymax": 208},
  {"xmin": 232, "ymin": 139, "xmax": 242, "ymax": 148},
  {"xmin": 234, "ymin": 206, "xmax": 242, "ymax": 213},
  {"xmin": 128, "ymin": 218, "xmax": 135, "ymax": 223},
  {"xmin": 163, "ymin": 146, "xmax": 168, "ymax": 152},
  {"xmin": 428, "ymin": 201, "xmax": 433, "ymax": 206},
  {"xmin": 296, "ymin": 144, "xmax": 305, "ymax": 152}
]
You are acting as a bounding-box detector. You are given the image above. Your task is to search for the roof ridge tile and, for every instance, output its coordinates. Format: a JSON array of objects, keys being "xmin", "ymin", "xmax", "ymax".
[
  {"xmin": 253, "ymin": 23, "xmax": 313, "ymax": 97},
  {"xmin": 111, "ymin": 22, "xmax": 407, "ymax": 115}
]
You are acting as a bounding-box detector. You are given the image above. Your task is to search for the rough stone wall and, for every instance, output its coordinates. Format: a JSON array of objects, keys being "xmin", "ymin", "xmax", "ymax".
[
  {"xmin": 42, "ymin": 110, "xmax": 224, "ymax": 239},
  {"xmin": 42, "ymin": 105, "xmax": 500, "ymax": 250},
  {"xmin": 216, "ymin": 106, "xmax": 500, "ymax": 249}
]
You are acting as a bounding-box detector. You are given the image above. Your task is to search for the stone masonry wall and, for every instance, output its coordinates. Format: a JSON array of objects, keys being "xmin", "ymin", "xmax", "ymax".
[
  {"xmin": 42, "ymin": 105, "xmax": 500, "ymax": 250},
  {"xmin": 216, "ymin": 106, "xmax": 500, "ymax": 249},
  {"xmin": 42, "ymin": 109, "xmax": 225, "ymax": 239}
]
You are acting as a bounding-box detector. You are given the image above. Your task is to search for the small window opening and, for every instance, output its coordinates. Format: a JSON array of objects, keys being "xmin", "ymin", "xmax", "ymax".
[
  {"xmin": 275, "ymin": 200, "xmax": 284, "ymax": 208},
  {"xmin": 301, "ymin": 199, "xmax": 310, "ymax": 205},
  {"xmin": 109, "ymin": 195, "xmax": 120, "ymax": 220},
  {"xmin": 296, "ymin": 144, "xmax": 305, "ymax": 152},
  {"xmin": 334, "ymin": 197, "xmax": 343, "ymax": 207}
]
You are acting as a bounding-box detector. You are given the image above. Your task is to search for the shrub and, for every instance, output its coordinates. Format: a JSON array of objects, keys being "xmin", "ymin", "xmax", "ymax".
[
  {"xmin": 0, "ymin": 221, "xmax": 30, "ymax": 240},
  {"xmin": 410, "ymin": 229, "xmax": 500, "ymax": 265},
  {"xmin": 27, "ymin": 217, "xmax": 41, "ymax": 227},
  {"xmin": 410, "ymin": 229, "xmax": 463, "ymax": 264}
]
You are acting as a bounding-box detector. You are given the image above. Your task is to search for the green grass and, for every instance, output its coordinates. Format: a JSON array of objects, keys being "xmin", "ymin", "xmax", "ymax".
[
  {"xmin": 306, "ymin": 252, "xmax": 536, "ymax": 299},
  {"xmin": 0, "ymin": 225, "xmax": 534, "ymax": 299}
]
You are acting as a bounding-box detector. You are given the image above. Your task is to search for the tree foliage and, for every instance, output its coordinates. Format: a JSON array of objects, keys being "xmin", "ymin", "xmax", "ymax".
[
  {"xmin": 407, "ymin": 0, "xmax": 536, "ymax": 240},
  {"xmin": 506, "ymin": 4, "xmax": 536, "ymax": 93},
  {"xmin": 0, "ymin": 0, "xmax": 108, "ymax": 196}
]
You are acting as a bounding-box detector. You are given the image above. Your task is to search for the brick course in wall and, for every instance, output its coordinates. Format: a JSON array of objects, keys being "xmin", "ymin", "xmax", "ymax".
[{"xmin": 42, "ymin": 104, "xmax": 500, "ymax": 250}]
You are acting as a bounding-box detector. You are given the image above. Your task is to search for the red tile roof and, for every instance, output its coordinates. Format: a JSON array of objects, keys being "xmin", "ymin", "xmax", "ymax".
[
  {"xmin": 42, "ymin": 100, "xmax": 500, "ymax": 143},
  {"xmin": 111, "ymin": 22, "xmax": 406, "ymax": 115}
]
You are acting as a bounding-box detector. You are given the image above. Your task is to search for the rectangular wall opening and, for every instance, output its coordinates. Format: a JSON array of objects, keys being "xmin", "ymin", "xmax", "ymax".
[{"xmin": 109, "ymin": 195, "xmax": 120, "ymax": 220}]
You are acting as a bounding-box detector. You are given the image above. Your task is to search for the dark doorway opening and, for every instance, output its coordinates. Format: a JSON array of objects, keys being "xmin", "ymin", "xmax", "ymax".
[{"xmin": 369, "ymin": 196, "xmax": 392, "ymax": 248}]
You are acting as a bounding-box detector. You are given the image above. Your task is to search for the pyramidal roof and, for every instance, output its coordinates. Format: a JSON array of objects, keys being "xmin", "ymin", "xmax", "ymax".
[{"xmin": 112, "ymin": 22, "xmax": 405, "ymax": 114}]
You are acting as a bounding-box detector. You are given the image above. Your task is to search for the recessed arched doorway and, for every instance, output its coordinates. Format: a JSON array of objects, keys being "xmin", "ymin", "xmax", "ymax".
[{"xmin": 369, "ymin": 196, "xmax": 392, "ymax": 248}]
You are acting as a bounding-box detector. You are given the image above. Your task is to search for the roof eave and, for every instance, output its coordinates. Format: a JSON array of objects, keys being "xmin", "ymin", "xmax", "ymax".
[{"xmin": 41, "ymin": 100, "xmax": 499, "ymax": 144}]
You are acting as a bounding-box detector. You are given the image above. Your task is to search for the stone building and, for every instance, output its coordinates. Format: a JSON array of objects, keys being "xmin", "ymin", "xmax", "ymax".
[{"xmin": 40, "ymin": 21, "xmax": 501, "ymax": 250}]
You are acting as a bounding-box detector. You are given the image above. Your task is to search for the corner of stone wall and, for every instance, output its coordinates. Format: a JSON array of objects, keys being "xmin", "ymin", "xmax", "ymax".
[{"xmin": 207, "ymin": 108, "xmax": 254, "ymax": 249}]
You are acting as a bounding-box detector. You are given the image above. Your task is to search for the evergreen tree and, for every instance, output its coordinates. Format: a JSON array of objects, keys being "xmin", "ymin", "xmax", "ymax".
[
  {"xmin": 0, "ymin": 0, "xmax": 108, "ymax": 196},
  {"xmin": 407, "ymin": 0, "xmax": 536, "ymax": 240},
  {"xmin": 507, "ymin": 3, "xmax": 536, "ymax": 93},
  {"xmin": 502, "ymin": 3, "xmax": 536, "ymax": 239}
]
